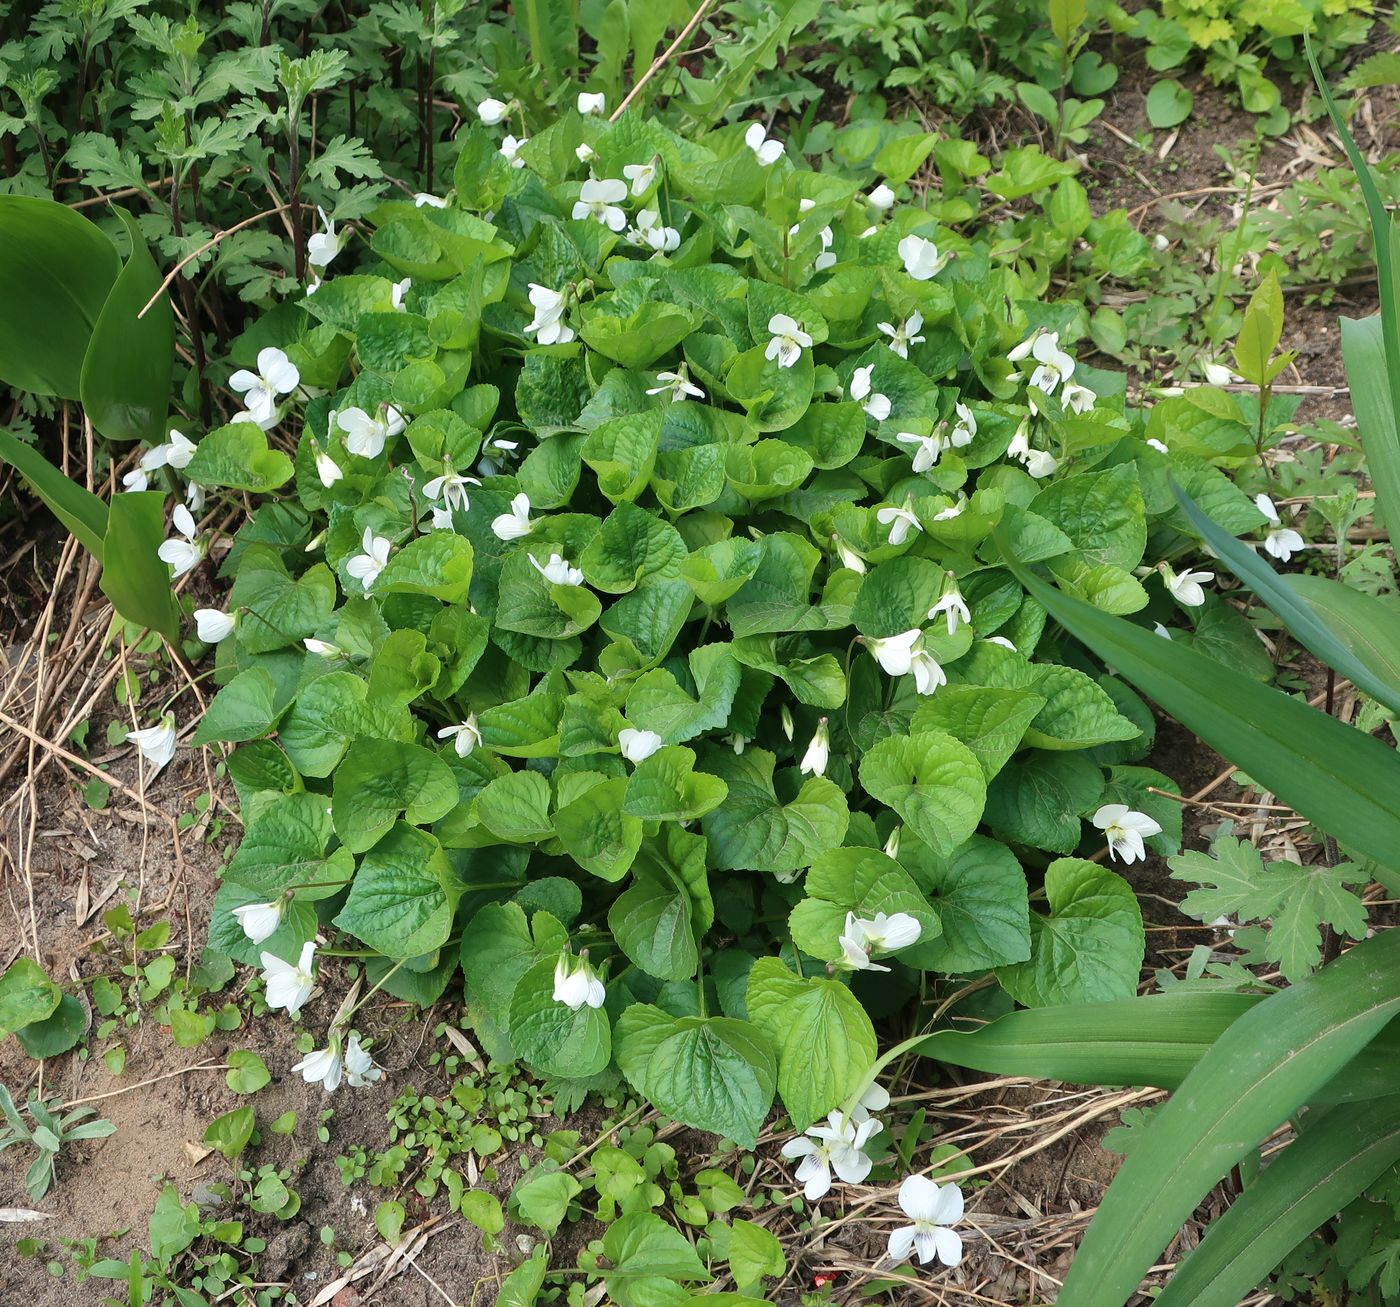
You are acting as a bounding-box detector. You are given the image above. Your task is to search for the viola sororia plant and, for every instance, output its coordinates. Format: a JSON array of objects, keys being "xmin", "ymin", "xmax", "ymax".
[{"xmin": 149, "ymin": 101, "xmax": 1272, "ymax": 1146}]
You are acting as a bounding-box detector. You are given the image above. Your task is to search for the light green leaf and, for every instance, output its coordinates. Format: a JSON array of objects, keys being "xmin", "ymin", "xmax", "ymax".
[
  {"xmin": 331, "ymin": 738, "xmax": 457, "ymax": 852},
  {"xmin": 858, "ymin": 730, "xmax": 985, "ymax": 855},
  {"xmin": 509, "ymin": 954, "xmax": 611, "ymax": 1078},
  {"xmin": 185, "ymin": 423, "xmax": 293, "ymax": 492},
  {"xmin": 335, "ymin": 822, "xmax": 460, "ymax": 958}
]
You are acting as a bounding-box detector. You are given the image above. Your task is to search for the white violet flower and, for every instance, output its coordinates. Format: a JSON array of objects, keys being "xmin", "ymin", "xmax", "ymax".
[
  {"xmin": 229, "ymin": 347, "xmax": 299, "ymax": 425},
  {"xmin": 896, "ymin": 429, "xmax": 945, "ymax": 475},
  {"xmin": 414, "ymin": 192, "xmax": 448, "ymax": 208},
  {"xmin": 850, "ymin": 364, "xmax": 891, "ymax": 421},
  {"xmin": 158, "ymin": 504, "xmax": 204, "ymax": 578},
  {"xmin": 1092, "ymin": 803, "xmax": 1163, "ymax": 865},
  {"xmin": 525, "ymin": 283, "xmax": 574, "ymax": 345},
  {"xmin": 745, "ymin": 121, "xmax": 784, "ymax": 166},
  {"xmin": 888, "ymin": 1176, "xmax": 965, "ymax": 1267},
  {"xmin": 876, "ymin": 502, "xmax": 921, "ymax": 546},
  {"xmin": 422, "ymin": 465, "xmax": 481, "ymax": 514},
  {"xmin": 647, "ymin": 366, "xmax": 705, "ymax": 403},
  {"xmin": 573, "ymin": 177, "xmax": 628, "ymax": 231},
  {"xmin": 139, "ymin": 429, "xmax": 197, "ymax": 472},
  {"xmin": 950, "ymin": 401, "xmax": 976, "ymax": 447},
  {"xmin": 437, "ymin": 715, "xmax": 482, "ymax": 758},
  {"xmin": 1158, "ymin": 560, "xmax": 1213, "ymax": 607},
  {"xmin": 500, "ymin": 134, "xmax": 527, "ymax": 167},
  {"xmin": 232, "ymin": 899, "xmax": 284, "ymax": 945},
  {"xmin": 338, "ymin": 405, "xmax": 404, "ymax": 459},
  {"xmin": 530, "ymin": 552, "xmax": 584, "ymax": 586},
  {"xmin": 477, "ymin": 97, "xmax": 511, "ymax": 125},
  {"xmin": 126, "ymin": 714, "xmax": 177, "ymax": 778},
  {"xmin": 799, "ymin": 718, "xmax": 830, "ymax": 777},
  {"xmin": 1256, "ymin": 494, "xmax": 1305, "ymax": 561},
  {"xmin": 553, "ymin": 953, "xmax": 606, "ymax": 1009},
  {"xmin": 577, "ymin": 91, "xmax": 606, "ymax": 115},
  {"xmin": 618, "ymin": 727, "xmax": 664, "ymax": 764},
  {"xmin": 898, "ymin": 234, "xmax": 949, "ymax": 281},
  {"xmin": 491, "ymin": 492, "xmax": 534, "ymax": 541},
  {"xmin": 390, "ymin": 277, "xmax": 411, "ymax": 312},
  {"xmin": 765, "ymin": 313, "xmax": 812, "ymax": 369},
  {"xmin": 292, "ymin": 1041, "xmax": 343, "ymax": 1092},
  {"xmin": 260, "ymin": 940, "xmax": 317, "ymax": 1018},
  {"xmin": 315, "ymin": 449, "xmax": 343, "ymax": 488},
  {"xmin": 868, "ymin": 182, "xmax": 896, "ymax": 210},
  {"xmin": 344, "ymin": 1033, "xmax": 382, "ymax": 1087},
  {"xmin": 833, "ymin": 536, "xmax": 867, "ymax": 574},
  {"xmin": 877, "ymin": 311, "xmax": 925, "ymax": 360},
  {"xmin": 839, "ymin": 910, "xmax": 922, "ymax": 971},
  {"xmin": 927, "ymin": 575, "xmax": 970, "ymax": 635},
  {"xmin": 194, "ymin": 608, "xmax": 236, "ymax": 643},
  {"xmin": 623, "ymin": 160, "xmax": 658, "ymax": 196},
  {"xmin": 346, "ymin": 526, "xmax": 392, "ymax": 591},
  {"xmin": 306, "ymin": 207, "xmax": 346, "ymax": 270},
  {"xmin": 779, "ymin": 1111, "xmax": 879, "ymax": 1201}
]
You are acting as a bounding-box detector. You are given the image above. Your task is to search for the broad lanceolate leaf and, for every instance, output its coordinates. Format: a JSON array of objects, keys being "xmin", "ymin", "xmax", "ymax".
[
  {"xmin": 1173, "ymin": 480, "xmax": 1400, "ymax": 716},
  {"xmin": 0, "ymin": 428, "xmax": 107, "ymax": 559},
  {"xmin": 99, "ymin": 489, "xmax": 180, "ymax": 639},
  {"xmin": 1001, "ymin": 539, "xmax": 1400, "ymax": 890},
  {"xmin": 615, "ymin": 1004, "xmax": 776, "ymax": 1147},
  {"xmin": 1056, "ymin": 928, "xmax": 1400, "ymax": 1307},
  {"xmin": 1155, "ymin": 1096, "xmax": 1400, "ymax": 1307},
  {"xmin": 80, "ymin": 208, "xmax": 174, "ymax": 443}
]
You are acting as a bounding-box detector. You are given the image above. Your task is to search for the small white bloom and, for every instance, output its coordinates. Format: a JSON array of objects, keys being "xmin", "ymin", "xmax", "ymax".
[
  {"xmin": 868, "ymin": 183, "xmax": 896, "ymax": 210},
  {"xmin": 314, "ymin": 448, "xmax": 343, "ymax": 487},
  {"xmin": 338, "ymin": 404, "xmax": 406, "ymax": 459},
  {"xmin": 744, "ymin": 121, "xmax": 784, "ymax": 166},
  {"xmin": 577, "ymin": 91, "xmax": 606, "ymax": 116},
  {"xmin": 553, "ymin": 953, "xmax": 606, "ymax": 1009},
  {"xmin": 986, "ymin": 635, "xmax": 1017, "ymax": 650},
  {"xmin": 882, "ymin": 828, "xmax": 901, "ymax": 859},
  {"xmin": 344, "ymin": 1033, "xmax": 383, "ymax": 1087},
  {"xmin": 779, "ymin": 1111, "xmax": 879, "ymax": 1201},
  {"xmin": 1202, "ymin": 360, "xmax": 1235, "ymax": 386},
  {"xmin": 414, "ymin": 192, "xmax": 448, "ymax": 208},
  {"xmin": 633, "ymin": 209, "xmax": 680, "ymax": 254},
  {"xmin": 158, "ymin": 503, "xmax": 204, "ymax": 578},
  {"xmin": 877, "ymin": 311, "xmax": 925, "ymax": 360},
  {"xmin": 950, "ymin": 402, "xmax": 977, "ymax": 448},
  {"xmin": 799, "ymin": 718, "xmax": 830, "ymax": 777},
  {"xmin": 646, "ymin": 366, "xmax": 705, "ymax": 403},
  {"xmin": 910, "ymin": 648, "xmax": 946, "ymax": 696},
  {"xmin": 232, "ymin": 899, "xmax": 284, "ymax": 945},
  {"xmin": 1146, "ymin": 438, "xmax": 1170, "ymax": 454},
  {"xmin": 126, "ymin": 714, "xmax": 177, "ymax": 777},
  {"xmin": 1092, "ymin": 803, "xmax": 1163, "ymax": 865},
  {"xmin": 529, "ymin": 552, "xmax": 584, "ymax": 586},
  {"xmin": 572, "ymin": 177, "xmax": 628, "ymax": 231},
  {"xmin": 346, "ymin": 526, "xmax": 392, "ymax": 591},
  {"xmin": 1153, "ymin": 622, "xmax": 1173, "ymax": 639},
  {"xmin": 1027, "ymin": 331, "xmax": 1075, "ymax": 395},
  {"xmin": 765, "ymin": 313, "xmax": 812, "ymax": 369},
  {"xmin": 840, "ymin": 909, "xmax": 922, "ymax": 971},
  {"xmin": 850, "ymin": 365, "xmax": 891, "ymax": 421},
  {"xmin": 575, "ymin": 143, "xmax": 596, "ymax": 163},
  {"xmin": 292, "ymin": 1041, "xmax": 343, "ymax": 1092},
  {"xmin": 927, "ymin": 575, "xmax": 970, "ymax": 635},
  {"xmin": 1255, "ymin": 494, "xmax": 1305, "ymax": 561},
  {"xmin": 186, "ymin": 480, "xmax": 206, "ymax": 513},
  {"xmin": 304, "ymin": 638, "xmax": 342, "ymax": 657},
  {"xmin": 260, "ymin": 940, "xmax": 317, "ymax": 1018},
  {"xmin": 866, "ymin": 629, "xmax": 922, "ymax": 677},
  {"xmin": 1006, "ymin": 420, "xmax": 1056, "ymax": 478},
  {"xmin": 431, "ymin": 506, "xmax": 454, "ymax": 531},
  {"xmin": 229, "ymin": 347, "xmax": 299, "ymax": 425},
  {"xmin": 306, "ymin": 207, "xmax": 346, "ymax": 270},
  {"xmin": 1158, "ymin": 560, "xmax": 1213, "ymax": 607},
  {"xmin": 876, "ymin": 503, "xmax": 921, "ymax": 546},
  {"xmin": 194, "ymin": 608, "xmax": 236, "ymax": 643},
  {"xmin": 491, "ymin": 492, "xmax": 534, "ymax": 541},
  {"xmin": 122, "ymin": 468, "xmax": 149, "ymax": 492},
  {"xmin": 896, "ymin": 428, "xmax": 945, "ymax": 475},
  {"xmin": 813, "ymin": 226, "xmax": 837, "ymax": 272},
  {"xmin": 833, "ymin": 536, "xmax": 867, "ymax": 574},
  {"xmin": 898, "ymin": 234, "xmax": 949, "ymax": 281},
  {"xmin": 1024, "ymin": 447, "xmax": 1059, "ymax": 478},
  {"xmin": 525, "ymin": 282, "xmax": 574, "ymax": 345},
  {"xmin": 1061, "ymin": 380, "xmax": 1096, "ymax": 414},
  {"xmin": 477, "ymin": 97, "xmax": 510, "ymax": 125},
  {"xmin": 500, "ymin": 134, "xmax": 527, "ymax": 168},
  {"xmin": 390, "ymin": 277, "xmax": 412, "ymax": 312},
  {"xmin": 140, "ymin": 429, "xmax": 197, "ymax": 472},
  {"xmin": 618, "ymin": 727, "xmax": 664, "ymax": 764},
  {"xmin": 888, "ymin": 1175, "xmax": 965, "ymax": 1267},
  {"xmin": 437, "ymin": 715, "xmax": 482, "ymax": 758},
  {"xmin": 933, "ymin": 495, "xmax": 968, "ymax": 521},
  {"xmin": 623, "ymin": 160, "xmax": 658, "ymax": 196},
  {"xmin": 422, "ymin": 466, "xmax": 481, "ymax": 513},
  {"xmin": 780, "ymin": 705, "xmax": 794, "ymax": 740}
]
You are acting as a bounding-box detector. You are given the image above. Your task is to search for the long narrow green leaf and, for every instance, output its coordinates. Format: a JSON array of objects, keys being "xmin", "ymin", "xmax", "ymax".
[
  {"xmin": 518, "ymin": 0, "xmax": 577, "ymax": 83},
  {"xmin": 1155, "ymin": 1095, "xmax": 1400, "ymax": 1307},
  {"xmin": 1308, "ymin": 37, "xmax": 1400, "ymax": 539},
  {"xmin": 999, "ymin": 537, "xmax": 1400, "ymax": 889},
  {"xmin": 0, "ymin": 428, "xmax": 108, "ymax": 559},
  {"xmin": 1172, "ymin": 481, "xmax": 1400, "ymax": 715},
  {"xmin": 920, "ymin": 997, "xmax": 1400, "ymax": 1104},
  {"xmin": 1056, "ymin": 928, "xmax": 1400, "ymax": 1306},
  {"xmin": 1285, "ymin": 573, "xmax": 1400, "ymax": 707},
  {"xmin": 100, "ymin": 492, "xmax": 180, "ymax": 640}
]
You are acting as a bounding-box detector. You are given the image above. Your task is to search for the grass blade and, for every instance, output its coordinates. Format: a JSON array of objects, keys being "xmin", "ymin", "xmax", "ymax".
[
  {"xmin": 1172, "ymin": 480, "xmax": 1400, "ymax": 715},
  {"xmin": 998, "ymin": 537, "xmax": 1400, "ymax": 889},
  {"xmin": 1308, "ymin": 36, "xmax": 1400, "ymax": 538},
  {"xmin": 920, "ymin": 997, "xmax": 1400, "ymax": 1104},
  {"xmin": 1155, "ymin": 1095, "xmax": 1400, "ymax": 1307},
  {"xmin": 1055, "ymin": 928, "xmax": 1400, "ymax": 1306}
]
